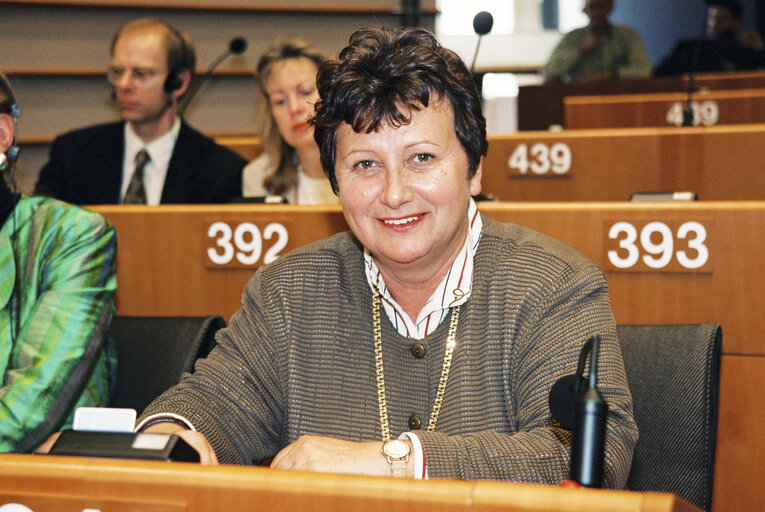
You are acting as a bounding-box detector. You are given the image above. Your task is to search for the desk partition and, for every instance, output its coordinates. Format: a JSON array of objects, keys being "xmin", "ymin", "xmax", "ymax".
[
  {"xmin": 483, "ymin": 125, "xmax": 765, "ymax": 201},
  {"xmin": 564, "ymin": 89, "xmax": 765, "ymax": 129},
  {"xmin": 215, "ymin": 127, "xmax": 765, "ymax": 203},
  {"xmin": 90, "ymin": 202, "xmax": 765, "ymax": 512},
  {"xmin": 92, "ymin": 202, "xmax": 763, "ymax": 356},
  {"xmin": 0, "ymin": 454, "xmax": 701, "ymax": 512},
  {"xmin": 518, "ymin": 70, "xmax": 765, "ymax": 130}
]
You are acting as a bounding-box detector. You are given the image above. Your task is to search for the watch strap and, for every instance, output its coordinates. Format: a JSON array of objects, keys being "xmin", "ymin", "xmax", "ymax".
[{"xmin": 390, "ymin": 459, "xmax": 407, "ymax": 477}]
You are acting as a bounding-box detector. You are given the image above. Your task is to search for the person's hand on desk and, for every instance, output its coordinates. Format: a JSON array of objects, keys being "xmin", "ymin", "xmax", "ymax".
[
  {"xmin": 271, "ymin": 435, "xmax": 413, "ymax": 477},
  {"xmin": 34, "ymin": 431, "xmax": 62, "ymax": 454},
  {"xmin": 141, "ymin": 422, "xmax": 219, "ymax": 465}
]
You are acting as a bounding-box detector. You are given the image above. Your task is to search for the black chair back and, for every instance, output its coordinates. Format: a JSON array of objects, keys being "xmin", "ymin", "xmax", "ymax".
[
  {"xmin": 617, "ymin": 324, "xmax": 722, "ymax": 511},
  {"xmin": 109, "ymin": 316, "xmax": 226, "ymax": 413}
]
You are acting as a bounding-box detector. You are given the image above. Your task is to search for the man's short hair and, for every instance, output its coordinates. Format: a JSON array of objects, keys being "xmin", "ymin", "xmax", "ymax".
[
  {"xmin": 0, "ymin": 72, "xmax": 14, "ymax": 116},
  {"xmin": 111, "ymin": 18, "xmax": 196, "ymax": 86},
  {"xmin": 707, "ymin": 0, "xmax": 743, "ymax": 20},
  {"xmin": 312, "ymin": 27, "xmax": 487, "ymax": 193}
]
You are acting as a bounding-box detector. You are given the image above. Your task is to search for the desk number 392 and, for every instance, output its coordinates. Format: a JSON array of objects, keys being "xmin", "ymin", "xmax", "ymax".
[{"xmin": 207, "ymin": 221, "xmax": 288, "ymax": 266}]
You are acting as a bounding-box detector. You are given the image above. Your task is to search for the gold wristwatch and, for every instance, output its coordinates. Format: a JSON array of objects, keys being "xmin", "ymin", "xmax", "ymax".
[{"xmin": 381, "ymin": 439, "xmax": 410, "ymax": 477}]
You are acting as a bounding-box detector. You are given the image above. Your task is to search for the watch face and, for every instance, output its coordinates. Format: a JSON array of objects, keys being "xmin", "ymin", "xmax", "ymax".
[{"xmin": 384, "ymin": 439, "xmax": 410, "ymax": 458}]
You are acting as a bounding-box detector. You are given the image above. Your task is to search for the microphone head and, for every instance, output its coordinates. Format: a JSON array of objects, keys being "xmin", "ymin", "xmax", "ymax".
[
  {"xmin": 229, "ymin": 37, "xmax": 247, "ymax": 55},
  {"xmin": 549, "ymin": 374, "xmax": 587, "ymax": 431},
  {"xmin": 473, "ymin": 11, "xmax": 494, "ymax": 36}
]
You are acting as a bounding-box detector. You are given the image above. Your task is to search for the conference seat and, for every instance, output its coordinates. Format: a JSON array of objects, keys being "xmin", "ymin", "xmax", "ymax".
[
  {"xmin": 618, "ymin": 324, "xmax": 722, "ymax": 512},
  {"xmin": 109, "ymin": 315, "xmax": 226, "ymax": 414}
]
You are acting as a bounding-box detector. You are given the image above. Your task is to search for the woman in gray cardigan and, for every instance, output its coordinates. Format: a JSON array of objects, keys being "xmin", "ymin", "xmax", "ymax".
[{"xmin": 137, "ymin": 26, "xmax": 638, "ymax": 487}]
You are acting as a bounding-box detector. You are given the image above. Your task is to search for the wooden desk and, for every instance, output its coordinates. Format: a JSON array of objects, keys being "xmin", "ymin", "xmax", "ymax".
[
  {"xmin": 564, "ymin": 89, "xmax": 765, "ymax": 129},
  {"xmin": 518, "ymin": 70, "xmax": 765, "ymax": 130},
  {"xmin": 89, "ymin": 202, "xmax": 765, "ymax": 512},
  {"xmin": 92, "ymin": 202, "xmax": 763, "ymax": 356},
  {"xmin": 0, "ymin": 454, "xmax": 701, "ymax": 512},
  {"xmin": 482, "ymin": 125, "xmax": 765, "ymax": 201},
  {"xmin": 97, "ymin": 204, "xmax": 346, "ymax": 322},
  {"xmin": 214, "ymin": 135, "xmax": 261, "ymax": 162}
]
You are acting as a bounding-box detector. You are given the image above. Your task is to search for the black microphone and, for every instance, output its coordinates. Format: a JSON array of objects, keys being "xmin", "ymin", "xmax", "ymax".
[
  {"xmin": 683, "ymin": 9, "xmax": 709, "ymax": 126},
  {"xmin": 569, "ymin": 333, "xmax": 608, "ymax": 488},
  {"xmin": 549, "ymin": 337, "xmax": 591, "ymax": 430},
  {"xmin": 180, "ymin": 36, "xmax": 248, "ymax": 115},
  {"xmin": 470, "ymin": 11, "xmax": 494, "ymax": 75},
  {"xmin": 401, "ymin": 0, "xmax": 423, "ymax": 28},
  {"xmin": 229, "ymin": 37, "xmax": 247, "ymax": 55}
]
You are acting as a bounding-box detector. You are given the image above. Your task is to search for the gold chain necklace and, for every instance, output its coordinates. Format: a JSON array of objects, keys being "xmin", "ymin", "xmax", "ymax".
[{"xmin": 373, "ymin": 286, "xmax": 461, "ymax": 442}]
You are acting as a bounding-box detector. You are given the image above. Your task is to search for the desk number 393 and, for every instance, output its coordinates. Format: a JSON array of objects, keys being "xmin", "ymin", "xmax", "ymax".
[{"xmin": 607, "ymin": 221, "xmax": 708, "ymax": 270}]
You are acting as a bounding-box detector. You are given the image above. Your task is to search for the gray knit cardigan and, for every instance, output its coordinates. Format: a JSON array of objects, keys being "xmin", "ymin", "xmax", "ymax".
[{"xmin": 141, "ymin": 214, "xmax": 638, "ymax": 487}]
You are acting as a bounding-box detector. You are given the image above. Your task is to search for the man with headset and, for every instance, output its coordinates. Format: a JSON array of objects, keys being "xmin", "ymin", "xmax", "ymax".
[
  {"xmin": 1, "ymin": 71, "xmax": 117, "ymax": 452},
  {"xmin": 35, "ymin": 18, "xmax": 246, "ymax": 205}
]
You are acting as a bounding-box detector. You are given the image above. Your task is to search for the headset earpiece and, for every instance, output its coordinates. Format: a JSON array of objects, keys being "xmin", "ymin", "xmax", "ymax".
[
  {"xmin": 163, "ymin": 22, "xmax": 193, "ymax": 94},
  {"xmin": 163, "ymin": 73, "xmax": 184, "ymax": 93},
  {"xmin": 0, "ymin": 72, "xmax": 21, "ymax": 168}
]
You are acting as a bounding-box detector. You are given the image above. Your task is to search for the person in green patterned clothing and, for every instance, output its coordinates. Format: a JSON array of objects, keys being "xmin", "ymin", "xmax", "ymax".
[{"xmin": 0, "ymin": 72, "xmax": 117, "ymax": 452}]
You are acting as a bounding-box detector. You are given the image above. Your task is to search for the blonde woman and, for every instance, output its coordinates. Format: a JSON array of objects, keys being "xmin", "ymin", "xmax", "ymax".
[{"xmin": 243, "ymin": 38, "xmax": 337, "ymax": 204}]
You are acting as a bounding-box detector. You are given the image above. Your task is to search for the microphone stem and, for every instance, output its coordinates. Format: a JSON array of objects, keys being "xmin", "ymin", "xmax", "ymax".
[
  {"xmin": 470, "ymin": 36, "xmax": 483, "ymax": 75},
  {"xmin": 683, "ymin": 11, "xmax": 707, "ymax": 127},
  {"xmin": 179, "ymin": 49, "xmax": 232, "ymax": 116},
  {"xmin": 588, "ymin": 333, "xmax": 600, "ymax": 388},
  {"xmin": 571, "ymin": 333, "xmax": 607, "ymax": 488}
]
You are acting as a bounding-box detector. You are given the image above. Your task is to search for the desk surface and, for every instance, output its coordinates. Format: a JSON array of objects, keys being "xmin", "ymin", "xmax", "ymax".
[{"xmin": 0, "ymin": 454, "xmax": 701, "ymax": 512}]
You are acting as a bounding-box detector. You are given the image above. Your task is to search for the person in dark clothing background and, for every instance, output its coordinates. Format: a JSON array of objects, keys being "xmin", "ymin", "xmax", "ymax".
[{"xmin": 655, "ymin": 0, "xmax": 762, "ymax": 76}]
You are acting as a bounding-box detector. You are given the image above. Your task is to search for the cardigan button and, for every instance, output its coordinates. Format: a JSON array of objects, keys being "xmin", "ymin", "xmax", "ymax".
[
  {"xmin": 411, "ymin": 343, "xmax": 425, "ymax": 358},
  {"xmin": 408, "ymin": 415, "xmax": 422, "ymax": 430}
]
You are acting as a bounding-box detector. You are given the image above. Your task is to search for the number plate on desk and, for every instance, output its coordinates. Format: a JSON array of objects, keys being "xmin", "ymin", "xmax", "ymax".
[
  {"xmin": 507, "ymin": 142, "xmax": 573, "ymax": 178},
  {"xmin": 666, "ymin": 100, "xmax": 719, "ymax": 127},
  {"xmin": 603, "ymin": 219, "xmax": 713, "ymax": 273},
  {"xmin": 204, "ymin": 219, "xmax": 292, "ymax": 268}
]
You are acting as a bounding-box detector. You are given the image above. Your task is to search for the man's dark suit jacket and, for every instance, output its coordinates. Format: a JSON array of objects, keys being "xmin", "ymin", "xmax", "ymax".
[
  {"xmin": 35, "ymin": 121, "xmax": 246, "ymax": 204},
  {"xmin": 654, "ymin": 39, "xmax": 761, "ymax": 76}
]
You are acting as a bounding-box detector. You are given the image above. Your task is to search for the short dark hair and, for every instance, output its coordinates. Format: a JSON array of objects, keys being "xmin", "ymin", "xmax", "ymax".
[
  {"xmin": 707, "ymin": 0, "xmax": 743, "ymax": 20},
  {"xmin": 312, "ymin": 26, "xmax": 487, "ymax": 193}
]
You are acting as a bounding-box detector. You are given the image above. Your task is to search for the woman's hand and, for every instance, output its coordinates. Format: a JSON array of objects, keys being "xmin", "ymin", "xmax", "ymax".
[
  {"xmin": 141, "ymin": 422, "xmax": 219, "ymax": 465},
  {"xmin": 271, "ymin": 435, "xmax": 411, "ymax": 477},
  {"xmin": 34, "ymin": 431, "xmax": 61, "ymax": 454}
]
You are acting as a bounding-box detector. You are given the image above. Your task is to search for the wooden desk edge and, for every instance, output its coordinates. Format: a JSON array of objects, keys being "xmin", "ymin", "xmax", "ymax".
[
  {"xmin": 87, "ymin": 200, "xmax": 765, "ymax": 214},
  {"xmin": 0, "ymin": 454, "xmax": 702, "ymax": 512}
]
